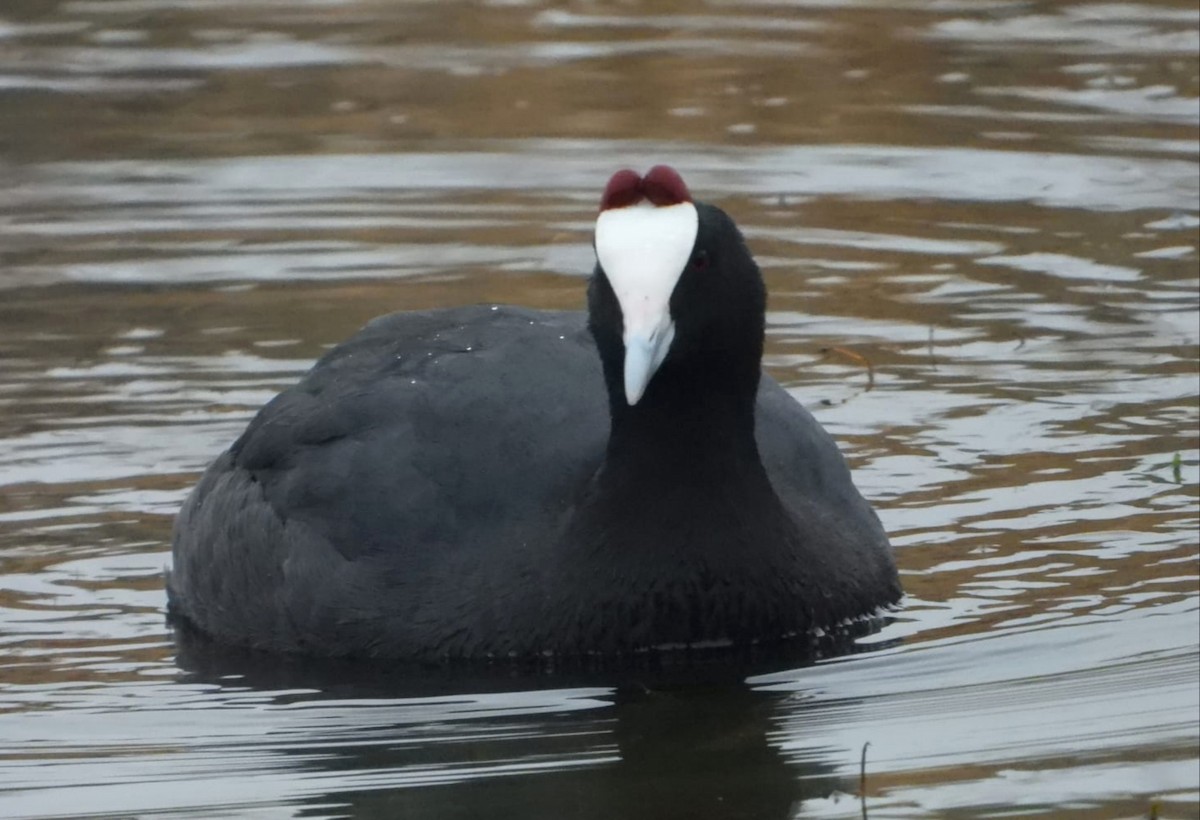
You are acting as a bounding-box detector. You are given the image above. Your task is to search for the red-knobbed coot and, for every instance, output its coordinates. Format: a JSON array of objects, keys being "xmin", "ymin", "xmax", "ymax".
[{"xmin": 168, "ymin": 166, "xmax": 902, "ymax": 661}]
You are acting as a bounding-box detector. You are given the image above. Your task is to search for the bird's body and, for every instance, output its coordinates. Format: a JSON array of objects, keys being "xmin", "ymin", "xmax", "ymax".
[{"xmin": 168, "ymin": 168, "xmax": 901, "ymax": 662}]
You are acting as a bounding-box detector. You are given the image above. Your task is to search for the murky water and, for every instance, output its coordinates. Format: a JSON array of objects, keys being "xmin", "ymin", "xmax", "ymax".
[{"xmin": 1, "ymin": 0, "xmax": 1197, "ymax": 817}]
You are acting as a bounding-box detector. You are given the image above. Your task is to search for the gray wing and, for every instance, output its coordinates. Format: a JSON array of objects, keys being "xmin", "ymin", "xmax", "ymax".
[{"xmin": 170, "ymin": 306, "xmax": 609, "ymax": 654}]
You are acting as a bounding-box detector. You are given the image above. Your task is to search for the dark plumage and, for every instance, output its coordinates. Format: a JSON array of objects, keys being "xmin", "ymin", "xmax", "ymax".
[{"xmin": 168, "ymin": 173, "xmax": 901, "ymax": 662}]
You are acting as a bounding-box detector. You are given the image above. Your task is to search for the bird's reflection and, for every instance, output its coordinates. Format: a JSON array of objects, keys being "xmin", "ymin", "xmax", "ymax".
[{"xmin": 173, "ymin": 623, "xmax": 897, "ymax": 819}]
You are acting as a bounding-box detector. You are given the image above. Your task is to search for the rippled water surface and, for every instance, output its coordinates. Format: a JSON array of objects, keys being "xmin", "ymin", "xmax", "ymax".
[{"xmin": 1, "ymin": 1, "xmax": 1197, "ymax": 818}]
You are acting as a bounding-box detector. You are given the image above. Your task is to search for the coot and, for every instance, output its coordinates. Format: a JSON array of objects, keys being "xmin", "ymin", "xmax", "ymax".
[{"xmin": 168, "ymin": 166, "xmax": 901, "ymax": 661}]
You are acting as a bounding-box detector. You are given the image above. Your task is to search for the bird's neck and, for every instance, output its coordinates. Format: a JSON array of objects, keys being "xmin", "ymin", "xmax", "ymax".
[
  {"xmin": 585, "ymin": 368, "xmax": 788, "ymax": 546},
  {"xmin": 553, "ymin": 369, "xmax": 802, "ymax": 654},
  {"xmin": 605, "ymin": 387, "xmax": 762, "ymax": 485}
]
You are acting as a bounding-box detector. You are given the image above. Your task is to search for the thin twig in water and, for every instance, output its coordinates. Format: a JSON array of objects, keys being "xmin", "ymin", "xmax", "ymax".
[
  {"xmin": 821, "ymin": 346, "xmax": 875, "ymax": 391},
  {"xmin": 860, "ymin": 741, "xmax": 871, "ymax": 820}
]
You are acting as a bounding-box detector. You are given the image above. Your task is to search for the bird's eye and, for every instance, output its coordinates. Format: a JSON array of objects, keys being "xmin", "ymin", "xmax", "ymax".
[{"xmin": 691, "ymin": 249, "xmax": 710, "ymax": 270}]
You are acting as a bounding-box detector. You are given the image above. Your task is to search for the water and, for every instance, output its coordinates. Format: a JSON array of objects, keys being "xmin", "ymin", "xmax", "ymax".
[{"xmin": 0, "ymin": 0, "xmax": 1197, "ymax": 817}]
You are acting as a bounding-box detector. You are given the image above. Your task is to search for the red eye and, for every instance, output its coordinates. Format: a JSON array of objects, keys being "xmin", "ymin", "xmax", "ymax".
[{"xmin": 692, "ymin": 250, "xmax": 710, "ymax": 270}]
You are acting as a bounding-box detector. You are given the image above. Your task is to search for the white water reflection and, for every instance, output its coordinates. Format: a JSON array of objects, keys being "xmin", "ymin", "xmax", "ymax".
[
  {"xmin": 0, "ymin": 681, "xmax": 619, "ymax": 818},
  {"xmin": 757, "ymin": 604, "xmax": 1199, "ymax": 791},
  {"xmin": 979, "ymin": 84, "xmax": 1200, "ymax": 124},
  {"xmin": 9, "ymin": 143, "xmax": 1193, "ymax": 211},
  {"xmin": 979, "ymin": 252, "xmax": 1142, "ymax": 281},
  {"xmin": 923, "ymin": 9, "xmax": 1200, "ymax": 54}
]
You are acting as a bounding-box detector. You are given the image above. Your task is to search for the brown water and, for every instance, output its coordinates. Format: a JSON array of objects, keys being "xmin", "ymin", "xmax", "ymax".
[{"xmin": 0, "ymin": 1, "xmax": 1197, "ymax": 818}]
